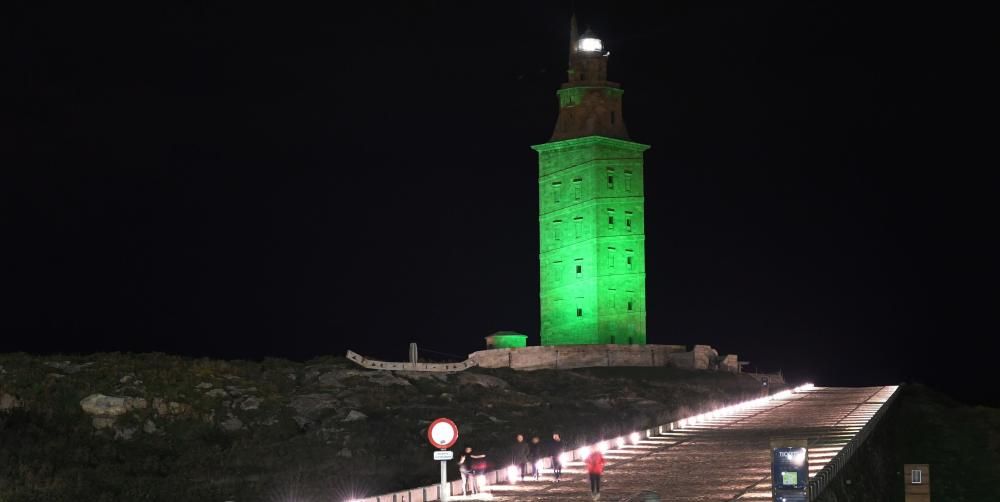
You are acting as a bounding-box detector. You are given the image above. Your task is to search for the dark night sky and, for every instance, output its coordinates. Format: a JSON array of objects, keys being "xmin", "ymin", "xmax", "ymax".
[{"xmin": 3, "ymin": 2, "xmax": 997, "ymax": 404}]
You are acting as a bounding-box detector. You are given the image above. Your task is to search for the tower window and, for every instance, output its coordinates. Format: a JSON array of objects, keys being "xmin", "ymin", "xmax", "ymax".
[
  {"xmin": 609, "ymin": 288, "xmax": 616, "ymax": 310},
  {"xmin": 627, "ymin": 291, "xmax": 635, "ymax": 312},
  {"xmin": 552, "ymin": 181, "xmax": 562, "ymax": 203},
  {"xmin": 576, "ymin": 307, "xmax": 583, "ymax": 317},
  {"xmin": 573, "ymin": 178, "xmax": 582, "ymax": 200},
  {"xmin": 553, "ymin": 220, "xmax": 563, "ymax": 241},
  {"xmin": 608, "ymin": 247, "xmax": 616, "ymax": 268},
  {"xmin": 627, "ymin": 300, "xmax": 634, "ymax": 312},
  {"xmin": 626, "ymin": 253, "xmax": 633, "ymax": 271},
  {"xmin": 911, "ymin": 470, "xmax": 922, "ymax": 484},
  {"xmin": 607, "ymin": 209, "xmax": 615, "ymax": 229},
  {"xmin": 607, "ymin": 168, "xmax": 615, "ymax": 189},
  {"xmin": 625, "ymin": 211, "xmax": 633, "ymax": 232},
  {"xmin": 574, "ymin": 216, "xmax": 583, "ymax": 238},
  {"xmin": 625, "ymin": 171, "xmax": 633, "ymax": 192},
  {"xmin": 575, "ymin": 264, "xmax": 582, "ymax": 277}
]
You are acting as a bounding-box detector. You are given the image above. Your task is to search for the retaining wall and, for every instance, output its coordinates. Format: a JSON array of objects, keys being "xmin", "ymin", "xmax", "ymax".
[
  {"xmin": 346, "ymin": 351, "xmax": 477, "ymax": 372},
  {"xmin": 347, "ymin": 345, "xmax": 743, "ymax": 374},
  {"xmin": 469, "ymin": 344, "xmax": 690, "ymax": 370}
]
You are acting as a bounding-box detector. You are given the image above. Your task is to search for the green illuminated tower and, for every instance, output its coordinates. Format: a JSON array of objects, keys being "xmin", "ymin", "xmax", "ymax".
[{"xmin": 533, "ymin": 18, "xmax": 649, "ymax": 346}]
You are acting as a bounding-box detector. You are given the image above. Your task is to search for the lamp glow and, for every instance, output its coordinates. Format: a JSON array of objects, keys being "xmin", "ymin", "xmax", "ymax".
[
  {"xmin": 578, "ymin": 37, "xmax": 603, "ymax": 52},
  {"xmin": 506, "ymin": 465, "xmax": 519, "ymax": 483},
  {"xmin": 629, "ymin": 432, "xmax": 641, "ymax": 444}
]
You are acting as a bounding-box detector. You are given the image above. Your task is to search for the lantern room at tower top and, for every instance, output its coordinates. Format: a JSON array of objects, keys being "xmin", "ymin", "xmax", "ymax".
[{"xmin": 532, "ymin": 16, "xmax": 649, "ymax": 347}]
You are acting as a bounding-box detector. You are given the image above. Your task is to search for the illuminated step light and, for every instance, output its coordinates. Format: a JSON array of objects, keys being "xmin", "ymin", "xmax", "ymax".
[{"xmin": 506, "ymin": 465, "xmax": 520, "ymax": 483}]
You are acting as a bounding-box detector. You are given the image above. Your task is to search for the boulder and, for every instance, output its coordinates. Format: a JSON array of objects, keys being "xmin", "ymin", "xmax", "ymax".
[
  {"xmin": 152, "ymin": 398, "xmax": 191, "ymax": 417},
  {"xmin": 114, "ymin": 427, "xmax": 137, "ymax": 440},
  {"xmin": 289, "ymin": 393, "xmax": 341, "ymax": 420},
  {"xmin": 168, "ymin": 401, "xmax": 190, "ymax": 415},
  {"xmin": 220, "ymin": 415, "xmax": 244, "ymax": 432},
  {"xmin": 396, "ymin": 371, "xmax": 448, "ymax": 383},
  {"xmin": 143, "ymin": 419, "xmax": 158, "ymax": 434},
  {"xmin": 367, "ymin": 372, "xmax": 412, "ymax": 387},
  {"xmin": 317, "ymin": 368, "xmax": 367, "ymax": 386},
  {"xmin": 342, "ymin": 410, "xmax": 367, "ymax": 422},
  {"xmin": 0, "ymin": 393, "xmax": 21, "ymax": 412},
  {"xmin": 456, "ymin": 373, "xmax": 509, "ymax": 389},
  {"xmin": 80, "ymin": 394, "xmax": 129, "ymax": 417},
  {"xmin": 92, "ymin": 417, "xmax": 116, "ymax": 429},
  {"xmin": 205, "ymin": 389, "xmax": 228, "ymax": 398},
  {"xmin": 126, "ymin": 397, "xmax": 147, "ymax": 411},
  {"xmin": 239, "ymin": 397, "xmax": 262, "ymax": 411}
]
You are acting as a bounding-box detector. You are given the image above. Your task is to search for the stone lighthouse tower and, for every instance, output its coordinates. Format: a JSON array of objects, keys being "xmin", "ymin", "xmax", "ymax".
[{"xmin": 533, "ymin": 17, "xmax": 649, "ymax": 346}]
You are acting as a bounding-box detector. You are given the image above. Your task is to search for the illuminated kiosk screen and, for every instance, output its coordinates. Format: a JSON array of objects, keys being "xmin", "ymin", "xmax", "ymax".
[{"xmin": 781, "ymin": 471, "xmax": 798, "ymax": 486}]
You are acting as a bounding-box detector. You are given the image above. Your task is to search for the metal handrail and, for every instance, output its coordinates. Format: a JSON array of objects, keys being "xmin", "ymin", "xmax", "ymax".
[{"xmin": 807, "ymin": 386, "xmax": 900, "ymax": 500}]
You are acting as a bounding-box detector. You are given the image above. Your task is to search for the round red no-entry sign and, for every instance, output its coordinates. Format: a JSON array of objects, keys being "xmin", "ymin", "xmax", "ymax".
[{"xmin": 427, "ymin": 417, "xmax": 459, "ymax": 449}]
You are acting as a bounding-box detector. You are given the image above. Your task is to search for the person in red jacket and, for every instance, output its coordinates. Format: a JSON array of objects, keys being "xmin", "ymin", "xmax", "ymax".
[{"xmin": 585, "ymin": 448, "xmax": 605, "ymax": 500}]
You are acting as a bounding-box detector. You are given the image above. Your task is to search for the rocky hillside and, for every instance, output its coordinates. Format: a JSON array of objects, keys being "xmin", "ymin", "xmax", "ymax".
[{"xmin": 0, "ymin": 352, "xmax": 766, "ymax": 502}]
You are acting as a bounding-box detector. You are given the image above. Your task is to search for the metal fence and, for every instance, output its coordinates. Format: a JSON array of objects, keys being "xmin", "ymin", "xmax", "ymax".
[{"xmin": 806, "ymin": 386, "xmax": 900, "ymax": 500}]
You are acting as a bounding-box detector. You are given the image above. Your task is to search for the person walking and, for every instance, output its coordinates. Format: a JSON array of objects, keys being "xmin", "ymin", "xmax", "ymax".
[
  {"xmin": 472, "ymin": 449, "xmax": 489, "ymax": 493},
  {"xmin": 549, "ymin": 433, "xmax": 564, "ymax": 481},
  {"xmin": 511, "ymin": 434, "xmax": 530, "ymax": 481},
  {"xmin": 585, "ymin": 447, "xmax": 606, "ymax": 500},
  {"xmin": 458, "ymin": 445, "xmax": 485, "ymax": 495},
  {"xmin": 528, "ymin": 436, "xmax": 543, "ymax": 480}
]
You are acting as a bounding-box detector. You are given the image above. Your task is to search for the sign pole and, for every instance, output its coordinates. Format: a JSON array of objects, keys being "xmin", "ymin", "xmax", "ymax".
[
  {"xmin": 427, "ymin": 418, "xmax": 459, "ymax": 502},
  {"xmin": 440, "ymin": 456, "xmax": 448, "ymax": 501}
]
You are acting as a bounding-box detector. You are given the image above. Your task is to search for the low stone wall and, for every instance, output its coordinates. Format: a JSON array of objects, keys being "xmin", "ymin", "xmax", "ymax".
[
  {"xmin": 468, "ymin": 344, "xmax": 689, "ymax": 371},
  {"xmin": 345, "ymin": 350, "xmax": 477, "ymax": 372},
  {"xmin": 347, "ymin": 345, "xmax": 743, "ymax": 374}
]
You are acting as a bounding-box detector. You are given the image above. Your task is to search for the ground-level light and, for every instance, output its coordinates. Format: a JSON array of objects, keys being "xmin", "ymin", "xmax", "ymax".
[
  {"xmin": 506, "ymin": 465, "xmax": 519, "ymax": 483},
  {"xmin": 629, "ymin": 432, "xmax": 641, "ymax": 444}
]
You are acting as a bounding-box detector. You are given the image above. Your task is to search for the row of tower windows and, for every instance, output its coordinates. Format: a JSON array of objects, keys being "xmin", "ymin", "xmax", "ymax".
[
  {"xmin": 565, "ymin": 291, "xmax": 637, "ymax": 318},
  {"xmin": 550, "ymin": 168, "xmax": 633, "ymax": 204},
  {"xmin": 551, "ymin": 249, "xmax": 636, "ymax": 282},
  {"xmin": 551, "ymin": 210, "xmax": 633, "ymax": 242}
]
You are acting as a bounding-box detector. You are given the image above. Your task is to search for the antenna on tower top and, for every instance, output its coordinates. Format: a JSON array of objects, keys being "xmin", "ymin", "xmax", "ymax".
[{"xmin": 569, "ymin": 12, "xmax": 578, "ymax": 61}]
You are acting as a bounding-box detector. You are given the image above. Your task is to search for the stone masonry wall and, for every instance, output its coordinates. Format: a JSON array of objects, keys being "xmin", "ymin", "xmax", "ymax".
[
  {"xmin": 347, "ymin": 345, "xmax": 743, "ymax": 374},
  {"xmin": 469, "ymin": 344, "xmax": 690, "ymax": 371}
]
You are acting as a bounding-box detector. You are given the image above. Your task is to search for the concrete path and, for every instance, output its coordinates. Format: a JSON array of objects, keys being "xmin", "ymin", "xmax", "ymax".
[{"xmin": 480, "ymin": 386, "xmax": 897, "ymax": 501}]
